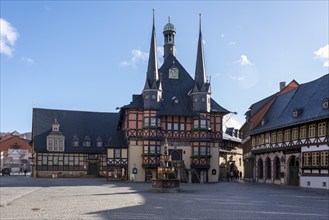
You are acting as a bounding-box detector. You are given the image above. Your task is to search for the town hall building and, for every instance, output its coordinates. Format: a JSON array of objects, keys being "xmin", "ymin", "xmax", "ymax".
[{"xmin": 31, "ymin": 13, "xmax": 232, "ymax": 182}]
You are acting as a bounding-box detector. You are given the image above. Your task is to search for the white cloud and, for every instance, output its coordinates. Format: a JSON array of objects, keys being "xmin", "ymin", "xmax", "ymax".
[
  {"xmin": 120, "ymin": 48, "xmax": 148, "ymax": 67},
  {"xmin": 220, "ymin": 34, "xmax": 225, "ymax": 38},
  {"xmin": 21, "ymin": 57, "xmax": 35, "ymax": 64},
  {"xmin": 314, "ymin": 44, "xmax": 329, "ymax": 67},
  {"xmin": 120, "ymin": 47, "xmax": 164, "ymax": 68},
  {"xmin": 0, "ymin": 18, "xmax": 19, "ymax": 57},
  {"xmin": 229, "ymin": 75, "xmax": 245, "ymax": 81},
  {"xmin": 236, "ymin": 55, "xmax": 252, "ymax": 66},
  {"xmin": 229, "ymin": 41, "xmax": 236, "ymax": 46}
]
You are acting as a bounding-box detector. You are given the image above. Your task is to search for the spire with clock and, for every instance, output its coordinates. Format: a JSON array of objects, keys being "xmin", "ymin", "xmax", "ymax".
[
  {"xmin": 190, "ymin": 13, "xmax": 211, "ymax": 113},
  {"xmin": 143, "ymin": 9, "xmax": 162, "ymax": 109}
]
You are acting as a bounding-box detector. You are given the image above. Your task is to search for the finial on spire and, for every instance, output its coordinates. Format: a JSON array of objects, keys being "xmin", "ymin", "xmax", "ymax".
[
  {"xmin": 153, "ymin": 8, "xmax": 155, "ymax": 26},
  {"xmin": 199, "ymin": 12, "xmax": 202, "ymax": 31},
  {"xmin": 168, "ymin": 16, "xmax": 171, "ymax": 23}
]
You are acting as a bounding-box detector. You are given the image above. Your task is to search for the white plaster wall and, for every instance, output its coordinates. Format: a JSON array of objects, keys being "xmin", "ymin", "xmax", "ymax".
[
  {"xmin": 128, "ymin": 140, "xmax": 144, "ymax": 182},
  {"xmin": 208, "ymin": 147, "xmax": 219, "ymax": 182},
  {"xmin": 300, "ymin": 176, "xmax": 329, "ymax": 189},
  {"xmin": 181, "ymin": 145, "xmax": 192, "ymax": 168},
  {"xmin": 301, "ymin": 144, "xmax": 329, "ymax": 152}
]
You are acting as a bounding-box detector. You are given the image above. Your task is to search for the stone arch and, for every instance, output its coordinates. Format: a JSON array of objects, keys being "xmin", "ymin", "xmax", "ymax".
[
  {"xmin": 273, "ymin": 156, "xmax": 281, "ymax": 179},
  {"xmin": 265, "ymin": 157, "xmax": 271, "ymax": 179},
  {"xmin": 288, "ymin": 155, "xmax": 299, "ymax": 186},
  {"xmin": 258, "ymin": 158, "xmax": 263, "ymax": 179}
]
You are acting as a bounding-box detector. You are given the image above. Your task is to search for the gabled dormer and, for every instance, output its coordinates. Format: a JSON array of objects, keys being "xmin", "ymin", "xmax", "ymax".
[
  {"xmin": 143, "ymin": 10, "xmax": 162, "ymax": 109},
  {"xmin": 47, "ymin": 118, "xmax": 65, "ymax": 152},
  {"xmin": 190, "ymin": 14, "xmax": 211, "ymax": 113}
]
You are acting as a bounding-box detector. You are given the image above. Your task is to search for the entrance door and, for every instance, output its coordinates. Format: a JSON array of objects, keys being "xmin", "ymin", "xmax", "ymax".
[
  {"xmin": 108, "ymin": 168, "xmax": 123, "ymax": 179},
  {"xmin": 169, "ymin": 149, "xmax": 183, "ymax": 168},
  {"xmin": 169, "ymin": 149, "xmax": 182, "ymax": 161},
  {"xmin": 288, "ymin": 155, "xmax": 299, "ymax": 186},
  {"xmin": 88, "ymin": 162, "xmax": 98, "ymax": 175}
]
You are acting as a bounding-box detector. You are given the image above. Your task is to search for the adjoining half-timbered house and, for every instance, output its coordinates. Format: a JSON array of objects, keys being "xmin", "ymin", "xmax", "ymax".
[
  {"xmin": 32, "ymin": 109, "xmax": 122, "ymax": 178},
  {"xmin": 31, "ymin": 13, "xmax": 230, "ymax": 182},
  {"xmin": 243, "ymin": 74, "xmax": 329, "ymax": 189},
  {"xmin": 219, "ymin": 116, "xmax": 243, "ymax": 181}
]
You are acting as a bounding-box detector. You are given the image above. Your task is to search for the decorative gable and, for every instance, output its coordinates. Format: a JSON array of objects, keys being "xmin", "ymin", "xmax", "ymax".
[{"xmin": 47, "ymin": 119, "xmax": 65, "ymax": 152}]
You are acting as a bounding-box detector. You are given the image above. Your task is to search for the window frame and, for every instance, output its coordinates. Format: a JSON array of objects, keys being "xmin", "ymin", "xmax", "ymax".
[{"xmin": 309, "ymin": 124, "xmax": 315, "ymax": 138}]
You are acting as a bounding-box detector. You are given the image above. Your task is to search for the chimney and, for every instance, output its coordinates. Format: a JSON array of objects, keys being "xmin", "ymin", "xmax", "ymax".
[{"xmin": 280, "ymin": 82, "xmax": 286, "ymax": 91}]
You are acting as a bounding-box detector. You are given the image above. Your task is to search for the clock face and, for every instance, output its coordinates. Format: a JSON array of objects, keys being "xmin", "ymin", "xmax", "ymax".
[{"xmin": 169, "ymin": 67, "xmax": 179, "ymax": 79}]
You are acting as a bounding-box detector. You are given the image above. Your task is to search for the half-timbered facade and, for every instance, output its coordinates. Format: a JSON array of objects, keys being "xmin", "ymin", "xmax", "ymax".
[
  {"xmin": 32, "ymin": 109, "xmax": 122, "ymax": 178},
  {"xmin": 118, "ymin": 14, "xmax": 229, "ymax": 183},
  {"xmin": 31, "ymin": 13, "xmax": 230, "ymax": 182},
  {"xmin": 244, "ymin": 74, "xmax": 329, "ymax": 189}
]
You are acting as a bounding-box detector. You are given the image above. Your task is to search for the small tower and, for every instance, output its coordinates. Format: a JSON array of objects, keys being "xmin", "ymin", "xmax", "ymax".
[
  {"xmin": 143, "ymin": 9, "xmax": 162, "ymax": 109},
  {"xmin": 163, "ymin": 16, "xmax": 176, "ymax": 60},
  {"xmin": 190, "ymin": 13, "xmax": 211, "ymax": 113},
  {"xmin": 52, "ymin": 118, "xmax": 60, "ymax": 132}
]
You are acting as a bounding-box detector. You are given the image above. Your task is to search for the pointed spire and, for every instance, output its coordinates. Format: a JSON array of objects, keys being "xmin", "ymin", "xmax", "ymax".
[
  {"xmin": 145, "ymin": 9, "xmax": 159, "ymax": 89},
  {"xmin": 194, "ymin": 13, "xmax": 206, "ymax": 90}
]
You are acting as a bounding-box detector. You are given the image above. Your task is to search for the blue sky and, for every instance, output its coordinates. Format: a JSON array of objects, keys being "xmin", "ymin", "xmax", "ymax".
[{"xmin": 1, "ymin": 1, "xmax": 328, "ymax": 133}]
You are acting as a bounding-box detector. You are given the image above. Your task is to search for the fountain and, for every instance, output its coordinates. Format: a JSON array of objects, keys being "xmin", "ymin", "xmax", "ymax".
[{"xmin": 151, "ymin": 136, "xmax": 180, "ymax": 192}]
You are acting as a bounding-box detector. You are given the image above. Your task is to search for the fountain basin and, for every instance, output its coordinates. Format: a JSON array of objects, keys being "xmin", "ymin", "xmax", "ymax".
[{"xmin": 151, "ymin": 179, "xmax": 180, "ymax": 192}]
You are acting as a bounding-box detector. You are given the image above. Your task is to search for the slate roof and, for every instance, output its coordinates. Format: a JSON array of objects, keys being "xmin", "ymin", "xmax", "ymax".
[
  {"xmin": 249, "ymin": 74, "xmax": 329, "ymax": 135},
  {"xmin": 122, "ymin": 53, "xmax": 229, "ymax": 115},
  {"xmin": 106, "ymin": 130, "xmax": 127, "ymax": 148},
  {"xmin": 245, "ymin": 94, "xmax": 276, "ymax": 119},
  {"xmin": 32, "ymin": 108, "xmax": 125, "ymax": 153},
  {"xmin": 158, "ymin": 54, "xmax": 197, "ymax": 116}
]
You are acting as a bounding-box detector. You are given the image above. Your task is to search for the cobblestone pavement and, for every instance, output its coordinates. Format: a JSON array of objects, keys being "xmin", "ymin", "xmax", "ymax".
[{"xmin": 1, "ymin": 176, "xmax": 328, "ymax": 220}]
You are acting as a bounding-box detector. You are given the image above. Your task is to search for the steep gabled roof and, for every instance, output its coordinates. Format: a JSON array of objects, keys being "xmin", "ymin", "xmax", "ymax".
[
  {"xmin": 246, "ymin": 79, "xmax": 300, "ymax": 129},
  {"xmin": 250, "ymin": 74, "xmax": 329, "ymax": 134},
  {"xmin": 32, "ymin": 108, "xmax": 121, "ymax": 153},
  {"xmin": 123, "ymin": 53, "xmax": 229, "ymax": 116},
  {"xmin": 158, "ymin": 54, "xmax": 196, "ymax": 116}
]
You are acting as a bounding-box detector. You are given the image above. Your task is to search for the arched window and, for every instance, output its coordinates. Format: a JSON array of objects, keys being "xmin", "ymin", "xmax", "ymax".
[
  {"xmin": 266, "ymin": 157, "xmax": 271, "ymax": 179},
  {"xmin": 258, "ymin": 158, "xmax": 263, "ymax": 179},
  {"xmin": 274, "ymin": 157, "xmax": 281, "ymax": 179}
]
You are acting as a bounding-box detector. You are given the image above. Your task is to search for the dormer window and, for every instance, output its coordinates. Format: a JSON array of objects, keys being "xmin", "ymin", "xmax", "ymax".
[
  {"xmin": 72, "ymin": 135, "xmax": 79, "ymax": 147},
  {"xmin": 83, "ymin": 136, "xmax": 91, "ymax": 147},
  {"xmin": 96, "ymin": 136, "xmax": 103, "ymax": 147},
  {"xmin": 323, "ymin": 99, "xmax": 328, "ymax": 109},
  {"xmin": 194, "ymin": 98, "xmax": 198, "ymax": 103},
  {"xmin": 47, "ymin": 119, "xmax": 65, "ymax": 152},
  {"xmin": 261, "ymin": 118, "xmax": 268, "ymax": 126},
  {"xmin": 261, "ymin": 119, "xmax": 265, "ymax": 126},
  {"xmin": 293, "ymin": 108, "xmax": 303, "ymax": 117},
  {"xmin": 151, "ymin": 94, "xmax": 156, "ymax": 100}
]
